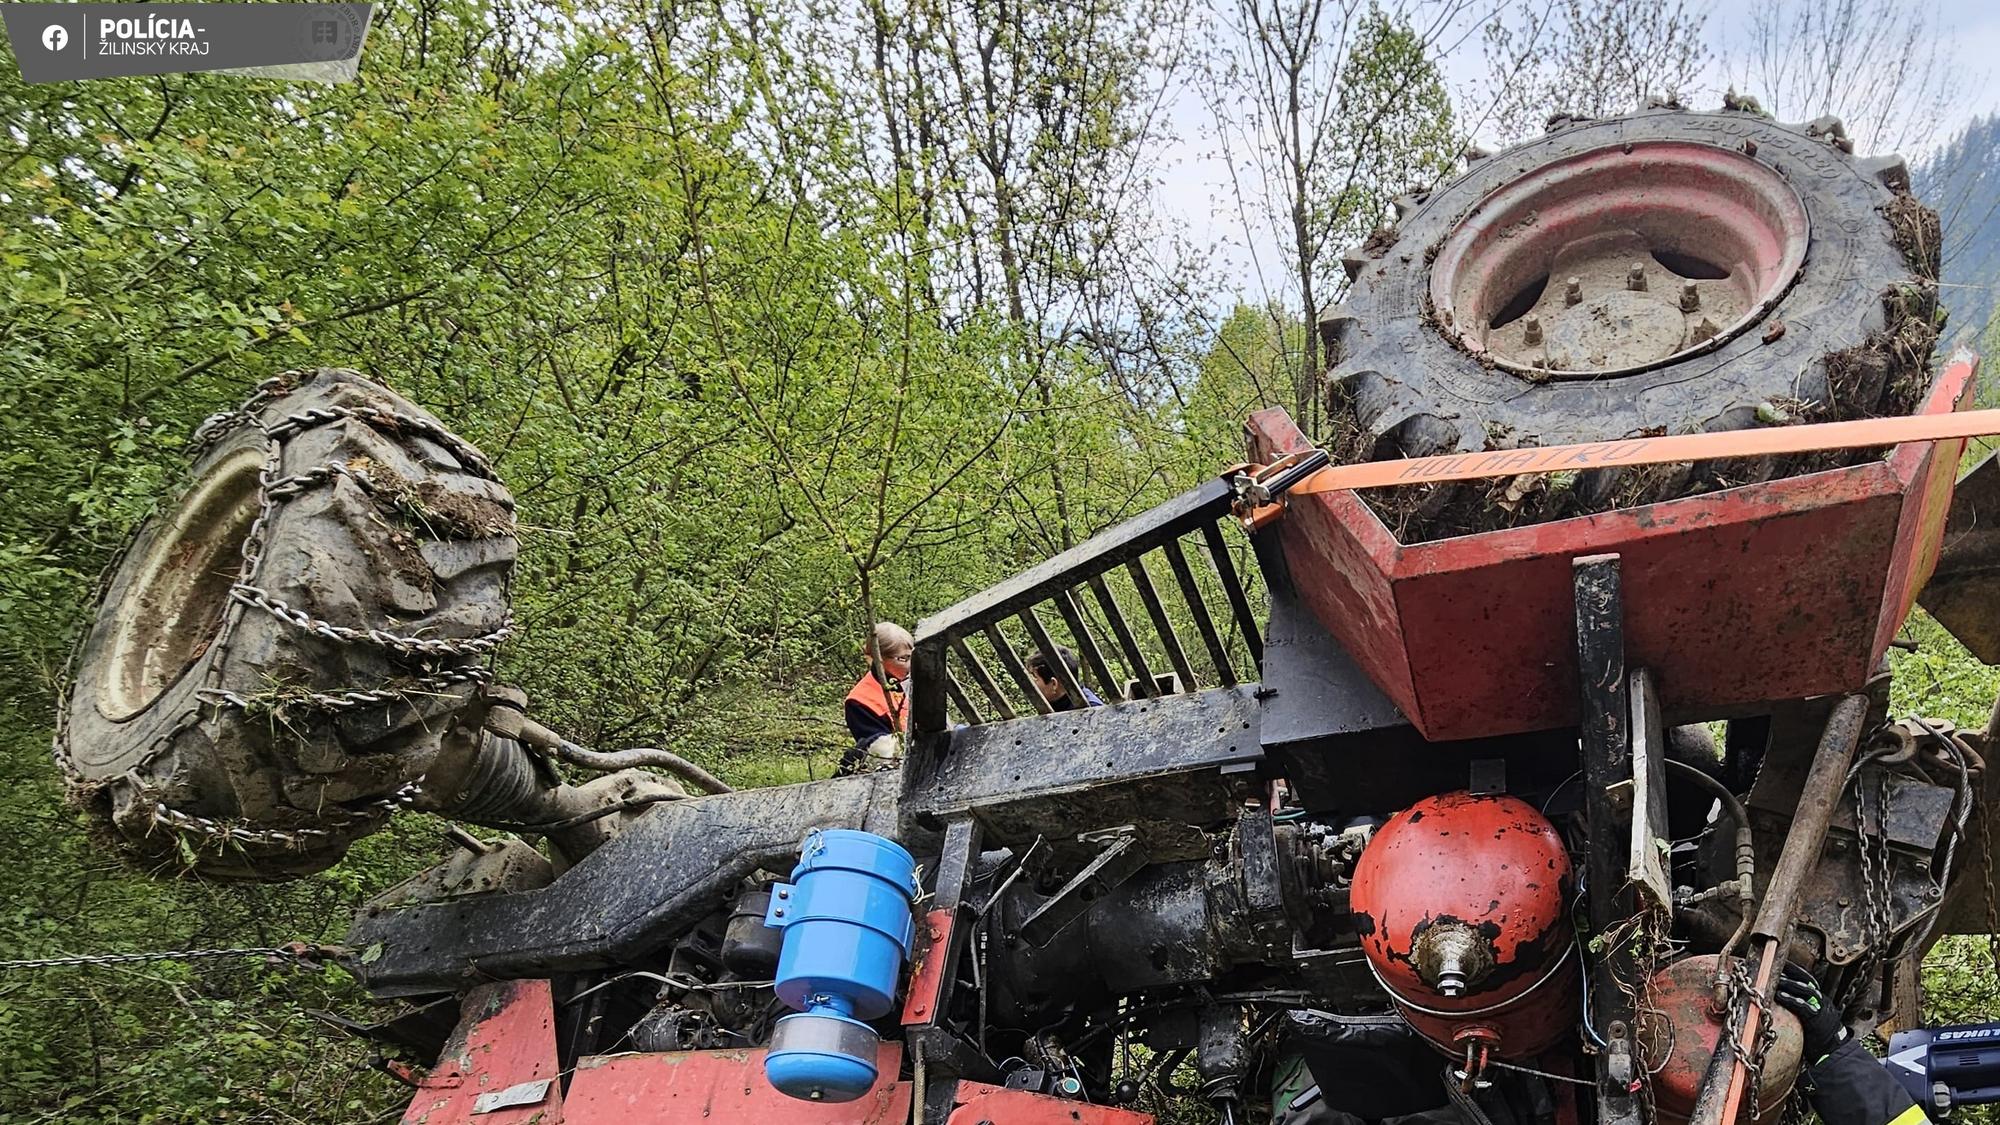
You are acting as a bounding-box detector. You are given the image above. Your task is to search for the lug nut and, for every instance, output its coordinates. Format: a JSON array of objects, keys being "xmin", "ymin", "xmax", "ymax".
[
  {"xmin": 1565, "ymin": 276, "xmax": 1582, "ymax": 306},
  {"xmin": 1627, "ymin": 263, "xmax": 1647, "ymax": 291},
  {"xmin": 1523, "ymin": 315, "xmax": 1543, "ymax": 345},
  {"xmin": 1692, "ymin": 317, "xmax": 1719, "ymax": 343},
  {"xmin": 1680, "ymin": 282, "xmax": 1699, "ymax": 312}
]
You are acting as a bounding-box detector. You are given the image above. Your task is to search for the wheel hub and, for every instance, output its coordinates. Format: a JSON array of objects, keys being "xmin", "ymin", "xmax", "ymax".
[{"xmin": 1429, "ymin": 141, "xmax": 1809, "ymax": 380}]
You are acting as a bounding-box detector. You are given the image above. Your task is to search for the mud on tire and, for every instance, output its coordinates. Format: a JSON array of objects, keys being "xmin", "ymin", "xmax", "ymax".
[
  {"xmin": 57, "ymin": 369, "xmax": 516, "ymax": 879},
  {"xmin": 1326, "ymin": 106, "xmax": 1942, "ymax": 542}
]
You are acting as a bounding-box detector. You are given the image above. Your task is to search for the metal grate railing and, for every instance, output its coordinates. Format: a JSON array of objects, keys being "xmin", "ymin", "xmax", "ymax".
[{"xmin": 908, "ymin": 478, "xmax": 1265, "ymax": 736}]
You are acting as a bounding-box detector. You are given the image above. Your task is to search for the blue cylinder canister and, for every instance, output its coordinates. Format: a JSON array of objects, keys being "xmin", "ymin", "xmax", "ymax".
[{"xmin": 761, "ymin": 829, "xmax": 918, "ymax": 1103}]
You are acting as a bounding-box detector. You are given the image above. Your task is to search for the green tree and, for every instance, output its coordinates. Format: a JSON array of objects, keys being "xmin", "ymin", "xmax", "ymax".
[{"xmin": 1201, "ymin": 4, "xmax": 1461, "ymax": 436}]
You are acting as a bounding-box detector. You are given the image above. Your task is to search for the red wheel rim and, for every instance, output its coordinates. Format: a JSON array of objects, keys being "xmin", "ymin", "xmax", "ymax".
[{"xmin": 1428, "ymin": 141, "xmax": 1810, "ymax": 380}]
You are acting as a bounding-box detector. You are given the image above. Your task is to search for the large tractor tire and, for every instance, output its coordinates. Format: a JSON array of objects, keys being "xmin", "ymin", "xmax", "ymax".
[
  {"xmin": 56, "ymin": 369, "xmax": 517, "ymax": 879},
  {"xmin": 1326, "ymin": 104, "xmax": 1942, "ymax": 541}
]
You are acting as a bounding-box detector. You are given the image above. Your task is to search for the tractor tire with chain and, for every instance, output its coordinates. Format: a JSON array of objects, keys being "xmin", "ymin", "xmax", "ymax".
[
  {"xmin": 57, "ymin": 369, "xmax": 518, "ymax": 879},
  {"xmin": 1325, "ymin": 105, "xmax": 1942, "ymax": 542}
]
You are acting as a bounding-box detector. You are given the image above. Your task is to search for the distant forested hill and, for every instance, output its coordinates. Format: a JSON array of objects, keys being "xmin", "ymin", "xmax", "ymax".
[{"xmin": 1919, "ymin": 114, "xmax": 2000, "ymax": 344}]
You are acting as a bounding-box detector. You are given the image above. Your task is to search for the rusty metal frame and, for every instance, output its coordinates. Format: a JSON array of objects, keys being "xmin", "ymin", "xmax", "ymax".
[
  {"xmin": 905, "ymin": 478, "xmax": 1265, "ymax": 755},
  {"xmin": 1573, "ymin": 554, "xmax": 1642, "ymax": 1125}
]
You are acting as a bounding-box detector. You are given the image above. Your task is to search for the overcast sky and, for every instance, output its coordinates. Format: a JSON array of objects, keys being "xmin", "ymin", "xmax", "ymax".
[{"xmin": 1154, "ymin": 0, "xmax": 2000, "ymax": 305}]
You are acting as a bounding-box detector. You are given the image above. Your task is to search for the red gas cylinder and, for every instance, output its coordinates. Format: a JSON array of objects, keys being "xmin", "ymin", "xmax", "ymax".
[
  {"xmin": 1350, "ymin": 792, "xmax": 1579, "ymax": 1061},
  {"xmin": 1639, "ymin": 955, "xmax": 1804, "ymax": 1125}
]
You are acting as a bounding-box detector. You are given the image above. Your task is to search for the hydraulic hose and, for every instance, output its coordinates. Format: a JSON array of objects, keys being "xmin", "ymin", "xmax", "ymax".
[
  {"xmin": 483, "ymin": 700, "xmax": 735, "ymax": 795},
  {"xmin": 1663, "ymin": 758, "xmax": 1757, "ymax": 982},
  {"xmin": 539, "ymin": 731, "xmax": 734, "ymax": 795}
]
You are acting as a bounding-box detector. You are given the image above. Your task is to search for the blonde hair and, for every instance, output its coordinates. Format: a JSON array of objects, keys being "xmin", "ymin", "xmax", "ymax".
[{"xmin": 870, "ymin": 621, "xmax": 915, "ymax": 661}]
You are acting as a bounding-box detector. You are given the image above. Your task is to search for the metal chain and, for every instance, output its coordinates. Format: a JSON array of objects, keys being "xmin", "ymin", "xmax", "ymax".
[
  {"xmin": 197, "ymin": 666, "xmax": 494, "ymax": 716},
  {"xmin": 184, "ymin": 373, "xmax": 297, "ymax": 461},
  {"xmin": 261, "ymin": 403, "xmax": 495, "ymax": 479},
  {"xmin": 149, "ymin": 775, "xmax": 428, "ymax": 848},
  {"xmin": 1848, "ymin": 763, "xmax": 1897, "ymax": 1013},
  {"xmin": 1980, "ymin": 783, "xmax": 2000, "ymax": 980},
  {"xmin": 225, "ymin": 403, "xmax": 509, "ymax": 659},
  {"xmin": 263, "ymin": 460, "xmax": 366, "ymax": 499},
  {"xmin": 227, "ymin": 584, "xmax": 513, "ymax": 657},
  {"xmin": 0, "ymin": 944, "xmax": 338, "ymax": 972},
  {"xmin": 1720, "ymin": 957, "xmax": 1778, "ymax": 1111}
]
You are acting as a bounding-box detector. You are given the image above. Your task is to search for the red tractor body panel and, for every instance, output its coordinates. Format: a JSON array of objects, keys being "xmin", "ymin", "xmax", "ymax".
[
  {"xmin": 401, "ymin": 980, "xmax": 564, "ymax": 1125},
  {"xmin": 564, "ymin": 1045, "xmax": 913, "ymax": 1123},
  {"xmin": 944, "ymin": 1083, "xmax": 1155, "ymax": 1123},
  {"xmin": 1245, "ymin": 356, "xmax": 1974, "ymax": 741},
  {"xmin": 400, "ymin": 993, "xmax": 1159, "ymax": 1125}
]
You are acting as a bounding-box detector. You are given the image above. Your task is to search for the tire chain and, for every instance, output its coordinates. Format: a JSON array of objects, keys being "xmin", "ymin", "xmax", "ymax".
[
  {"xmin": 55, "ymin": 370, "xmax": 512, "ymax": 864},
  {"xmin": 196, "ymin": 665, "xmax": 495, "ymax": 716}
]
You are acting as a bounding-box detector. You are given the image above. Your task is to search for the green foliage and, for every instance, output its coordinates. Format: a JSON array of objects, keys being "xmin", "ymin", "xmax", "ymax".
[
  {"xmin": 0, "ymin": 0, "xmax": 1276, "ymax": 1116},
  {"xmin": 0, "ymin": 0, "xmax": 1993, "ymax": 1121}
]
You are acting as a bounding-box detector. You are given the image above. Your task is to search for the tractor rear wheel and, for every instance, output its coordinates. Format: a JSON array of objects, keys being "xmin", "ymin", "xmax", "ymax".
[
  {"xmin": 1326, "ymin": 105, "xmax": 1942, "ymax": 541},
  {"xmin": 57, "ymin": 369, "xmax": 517, "ymax": 879}
]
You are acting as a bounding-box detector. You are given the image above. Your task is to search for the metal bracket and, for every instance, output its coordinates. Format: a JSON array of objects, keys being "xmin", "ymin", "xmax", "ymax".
[
  {"xmin": 1627, "ymin": 669, "xmax": 1672, "ymax": 915},
  {"xmin": 1574, "ymin": 554, "xmax": 1642, "ymax": 1125},
  {"xmin": 1018, "ymin": 827, "xmax": 1150, "ymax": 947},
  {"xmin": 905, "ymin": 817, "xmax": 981, "ymax": 1031}
]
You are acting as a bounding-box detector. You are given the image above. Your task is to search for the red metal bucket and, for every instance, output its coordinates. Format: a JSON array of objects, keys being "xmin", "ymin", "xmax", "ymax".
[{"xmin": 1246, "ymin": 357, "xmax": 1974, "ymax": 741}]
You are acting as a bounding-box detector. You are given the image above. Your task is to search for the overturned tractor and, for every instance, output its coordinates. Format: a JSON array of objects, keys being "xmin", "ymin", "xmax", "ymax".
[{"xmin": 55, "ymin": 105, "xmax": 2000, "ymax": 1124}]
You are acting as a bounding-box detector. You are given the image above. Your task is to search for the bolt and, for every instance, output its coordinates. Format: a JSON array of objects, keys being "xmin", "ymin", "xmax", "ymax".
[
  {"xmin": 1681, "ymin": 282, "xmax": 1699, "ymax": 312},
  {"xmin": 1838, "ymin": 895, "xmax": 1851, "ymax": 907},
  {"xmin": 1565, "ymin": 276, "xmax": 1582, "ymax": 306},
  {"xmin": 1627, "ymin": 263, "xmax": 1647, "ymax": 291},
  {"xmin": 1523, "ymin": 315, "xmax": 1543, "ymax": 345}
]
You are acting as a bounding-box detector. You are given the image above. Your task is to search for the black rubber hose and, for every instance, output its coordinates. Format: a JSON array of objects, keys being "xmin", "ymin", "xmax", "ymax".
[
  {"xmin": 1664, "ymin": 757, "xmax": 1748, "ymax": 832},
  {"xmin": 507, "ymin": 713, "xmax": 734, "ymax": 794},
  {"xmin": 543, "ymin": 738, "xmax": 734, "ymax": 795}
]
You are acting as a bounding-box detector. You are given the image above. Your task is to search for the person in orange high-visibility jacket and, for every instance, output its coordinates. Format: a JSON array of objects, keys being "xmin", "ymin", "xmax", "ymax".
[{"xmin": 839, "ymin": 622, "xmax": 913, "ymax": 776}]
